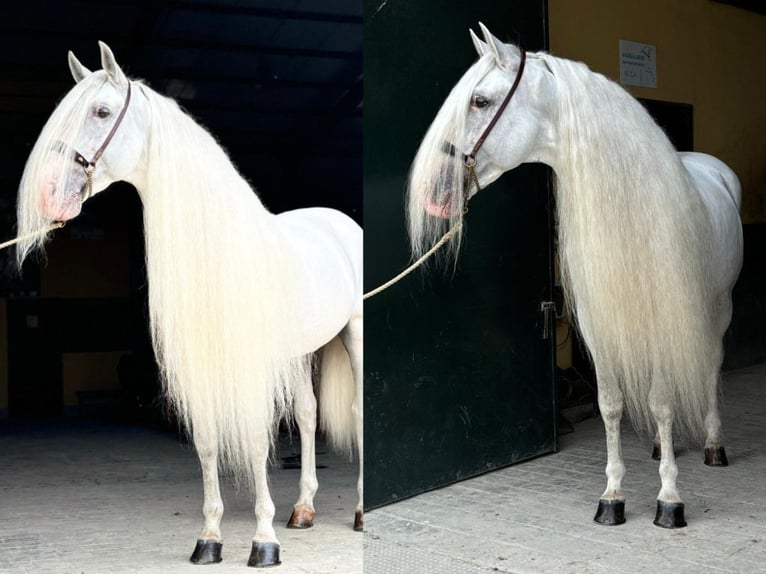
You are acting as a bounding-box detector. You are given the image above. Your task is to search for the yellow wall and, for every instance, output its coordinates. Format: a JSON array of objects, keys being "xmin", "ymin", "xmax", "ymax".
[
  {"xmin": 549, "ymin": 0, "xmax": 766, "ymax": 223},
  {"xmin": 0, "ymin": 233, "xmax": 132, "ymax": 417},
  {"xmin": 62, "ymin": 352, "xmax": 126, "ymax": 408},
  {"xmin": 549, "ymin": 0, "xmax": 766, "ymax": 369}
]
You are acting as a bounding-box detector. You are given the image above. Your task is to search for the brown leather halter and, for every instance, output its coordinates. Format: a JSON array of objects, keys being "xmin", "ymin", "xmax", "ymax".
[
  {"xmin": 71, "ymin": 81, "xmax": 133, "ymax": 199},
  {"xmin": 462, "ymin": 48, "xmax": 527, "ymax": 204}
]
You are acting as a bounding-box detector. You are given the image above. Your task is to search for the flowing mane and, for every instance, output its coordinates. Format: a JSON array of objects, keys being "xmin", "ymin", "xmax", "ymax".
[
  {"xmin": 139, "ymin": 84, "xmax": 309, "ymax": 478},
  {"xmin": 539, "ymin": 53, "xmax": 717, "ymax": 439}
]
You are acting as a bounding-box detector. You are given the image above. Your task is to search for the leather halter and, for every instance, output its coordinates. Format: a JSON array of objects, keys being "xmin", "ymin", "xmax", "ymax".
[
  {"xmin": 71, "ymin": 81, "xmax": 133, "ymax": 199},
  {"xmin": 462, "ymin": 49, "xmax": 527, "ymax": 201}
]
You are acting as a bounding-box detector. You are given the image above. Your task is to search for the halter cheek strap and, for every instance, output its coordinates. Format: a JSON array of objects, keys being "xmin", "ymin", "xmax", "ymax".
[
  {"xmin": 72, "ymin": 81, "xmax": 133, "ymax": 199},
  {"xmin": 463, "ymin": 49, "xmax": 527, "ymax": 199}
]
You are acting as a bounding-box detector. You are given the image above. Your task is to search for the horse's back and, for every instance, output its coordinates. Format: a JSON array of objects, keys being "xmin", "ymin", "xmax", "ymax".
[{"xmin": 680, "ymin": 152, "xmax": 743, "ymax": 298}]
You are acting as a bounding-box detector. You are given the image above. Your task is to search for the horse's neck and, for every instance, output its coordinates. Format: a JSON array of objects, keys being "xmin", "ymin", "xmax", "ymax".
[{"xmin": 136, "ymin": 93, "xmax": 278, "ymax": 234}]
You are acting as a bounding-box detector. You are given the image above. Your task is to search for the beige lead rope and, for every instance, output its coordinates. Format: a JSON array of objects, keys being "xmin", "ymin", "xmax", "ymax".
[
  {"xmin": 365, "ymin": 172, "xmax": 474, "ymax": 300},
  {"xmin": 363, "ymin": 221, "xmax": 463, "ymax": 300},
  {"xmin": 0, "ymin": 222, "xmax": 66, "ymax": 251},
  {"xmin": 3, "ymin": 219, "xmax": 456, "ymax": 299}
]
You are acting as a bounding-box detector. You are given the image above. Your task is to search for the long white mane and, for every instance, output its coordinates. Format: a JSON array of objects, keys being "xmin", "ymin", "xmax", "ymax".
[
  {"xmin": 17, "ymin": 72, "xmax": 310, "ymax": 481},
  {"xmin": 140, "ymin": 86, "xmax": 309, "ymax": 478},
  {"xmin": 540, "ymin": 54, "xmax": 717, "ymax": 440}
]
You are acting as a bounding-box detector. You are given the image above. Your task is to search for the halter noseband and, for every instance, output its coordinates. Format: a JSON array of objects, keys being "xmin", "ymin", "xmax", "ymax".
[
  {"xmin": 70, "ymin": 81, "xmax": 133, "ymax": 200},
  {"xmin": 462, "ymin": 48, "xmax": 527, "ymax": 203}
]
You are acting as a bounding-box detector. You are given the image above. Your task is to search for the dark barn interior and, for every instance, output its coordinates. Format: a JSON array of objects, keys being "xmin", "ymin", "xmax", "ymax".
[{"xmin": 0, "ymin": 0, "xmax": 362, "ymax": 422}]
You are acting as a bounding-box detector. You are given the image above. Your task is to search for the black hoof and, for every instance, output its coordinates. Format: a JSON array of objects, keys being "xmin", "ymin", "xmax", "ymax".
[
  {"xmin": 593, "ymin": 499, "xmax": 626, "ymax": 525},
  {"xmin": 353, "ymin": 510, "xmax": 364, "ymax": 532},
  {"xmin": 190, "ymin": 539, "xmax": 223, "ymax": 564},
  {"xmin": 653, "ymin": 500, "xmax": 687, "ymax": 528},
  {"xmin": 247, "ymin": 542, "xmax": 281, "ymax": 568},
  {"xmin": 704, "ymin": 445, "xmax": 728, "ymax": 467},
  {"xmin": 651, "ymin": 442, "xmax": 661, "ymax": 461}
]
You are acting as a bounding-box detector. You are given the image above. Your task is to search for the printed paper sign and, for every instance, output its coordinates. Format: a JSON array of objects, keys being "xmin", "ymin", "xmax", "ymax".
[{"xmin": 619, "ymin": 40, "xmax": 657, "ymax": 88}]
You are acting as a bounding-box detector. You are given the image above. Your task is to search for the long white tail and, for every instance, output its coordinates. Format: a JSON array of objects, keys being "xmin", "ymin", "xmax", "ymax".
[{"xmin": 318, "ymin": 336, "xmax": 356, "ymax": 456}]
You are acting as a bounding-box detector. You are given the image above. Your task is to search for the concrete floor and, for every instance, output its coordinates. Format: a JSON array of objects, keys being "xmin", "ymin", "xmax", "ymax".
[
  {"xmin": 0, "ymin": 419, "xmax": 362, "ymax": 574},
  {"xmin": 365, "ymin": 363, "xmax": 766, "ymax": 574}
]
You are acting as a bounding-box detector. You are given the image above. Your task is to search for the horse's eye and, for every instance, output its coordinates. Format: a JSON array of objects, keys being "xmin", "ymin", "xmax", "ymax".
[
  {"xmin": 471, "ymin": 95, "xmax": 490, "ymax": 109},
  {"xmin": 95, "ymin": 106, "xmax": 111, "ymax": 119}
]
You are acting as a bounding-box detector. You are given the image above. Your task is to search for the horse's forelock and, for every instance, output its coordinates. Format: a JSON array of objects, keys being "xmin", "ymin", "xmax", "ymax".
[
  {"xmin": 16, "ymin": 74, "xmax": 113, "ymax": 265},
  {"xmin": 406, "ymin": 53, "xmax": 496, "ymax": 263}
]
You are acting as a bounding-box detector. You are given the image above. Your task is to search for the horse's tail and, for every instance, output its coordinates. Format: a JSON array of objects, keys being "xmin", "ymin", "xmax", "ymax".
[{"xmin": 318, "ymin": 336, "xmax": 356, "ymax": 456}]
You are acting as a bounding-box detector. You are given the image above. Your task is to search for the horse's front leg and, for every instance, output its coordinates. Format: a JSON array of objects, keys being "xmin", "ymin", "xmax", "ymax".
[
  {"xmin": 190, "ymin": 435, "xmax": 225, "ymax": 564},
  {"xmin": 287, "ymin": 372, "xmax": 318, "ymax": 529},
  {"xmin": 248, "ymin": 434, "xmax": 281, "ymax": 568},
  {"xmin": 593, "ymin": 374, "xmax": 626, "ymax": 526},
  {"xmin": 650, "ymin": 387, "xmax": 687, "ymax": 528}
]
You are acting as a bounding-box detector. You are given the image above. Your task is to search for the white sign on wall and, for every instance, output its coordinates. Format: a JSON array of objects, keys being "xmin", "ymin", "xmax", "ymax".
[{"xmin": 619, "ymin": 40, "xmax": 657, "ymax": 88}]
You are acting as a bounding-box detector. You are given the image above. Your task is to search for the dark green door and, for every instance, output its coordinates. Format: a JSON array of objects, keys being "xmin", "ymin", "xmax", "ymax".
[{"xmin": 364, "ymin": 0, "xmax": 556, "ymax": 508}]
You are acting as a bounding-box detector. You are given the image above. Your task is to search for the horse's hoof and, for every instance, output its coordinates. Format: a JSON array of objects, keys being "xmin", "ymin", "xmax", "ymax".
[
  {"xmin": 247, "ymin": 542, "xmax": 281, "ymax": 568},
  {"xmin": 353, "ymin": 510, "xmax": 364, "ymax": 532},
  {"xmin": 190, "ymin": 539, "xmax": 223, "ymax": 564},
  {"xmin": 287, "ymin": 505, "xmax": 315, "ymax": 529},
  {"xmin": 651, "ymin": 441, "xmax": 661, "ymax": 461},
  {"xmin": 653, "ymin": 501, "xmax": 687, "ymax": 528},
  {"xmin": 704, "ymin": 445, "xmax": 728, "ymax": 467},
  {"xmin": 593, "ymin": 499, "xmax": 626, "ymax": 525}
]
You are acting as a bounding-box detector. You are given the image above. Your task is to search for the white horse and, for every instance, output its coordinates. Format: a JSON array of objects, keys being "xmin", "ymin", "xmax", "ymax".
[
  {"xmin": 407, "ymin": 24, "xmax": 742, "ymax": 528},
  {"xmin": 15, "ymin": 42, "xmax": 363, "ymax": 567}
]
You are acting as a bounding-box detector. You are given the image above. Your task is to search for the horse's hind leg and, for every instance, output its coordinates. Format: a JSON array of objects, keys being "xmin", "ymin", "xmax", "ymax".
[
  {"xmin": 704, "ymin": 391, "xmax": 728, "ymax": 466},
  {"xmin": 704, "ymin": 338, "xmax": 728, "ymax": 466},
  {"xmin": 651, "ymin": 432, "xmax": 661, "ymax": 460},
  {"xmin": 650, "ymin": 385, "xmax": 687, "ymax": 528},
  {"xmin": 248, "ymin": 434, "xmax": 281, "ymax": 567},
  {"xmin": 190, "ymin": 435, "xmax": 225, "ymax": 564},
  {"xmin": 653, "ymin": 349, "xmax": 728, "ymax": 467},
  {"xmin": 341, "ymin": 311, "xmax": 363, "ymax": 531},
  {"xmin": 593, "ymin": 373, "xmax": 626, "ymax": 526},
  {"xmin": 287, "ymin": 371, "xmax": 318, "ymax": 529}
]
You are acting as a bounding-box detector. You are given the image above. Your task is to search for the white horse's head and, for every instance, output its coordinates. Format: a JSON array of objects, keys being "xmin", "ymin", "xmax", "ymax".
[
  {"xmin": 407, "ymin": 23, "xmax": 556, "ymax": 259},
  {"xmin": 17, "ymin": 42, "xmax": 147, "ymax": 261}
]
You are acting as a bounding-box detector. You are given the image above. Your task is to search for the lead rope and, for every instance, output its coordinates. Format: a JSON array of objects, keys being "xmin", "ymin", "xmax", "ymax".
[
  {"xmin": 363, "ymin": 183, "xmax": 471, "ymax": 300},
  {"xmin": 363, "ymin": 220, "xmax": 463, "ymax": 300},
  {"xmin": 0, "ymin": 222, "xmax": 66, "ymax": 252}
]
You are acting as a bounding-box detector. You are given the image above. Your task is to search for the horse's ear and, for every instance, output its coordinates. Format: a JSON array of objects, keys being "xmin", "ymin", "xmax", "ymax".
[
  {"xmin": 470, "ymin": 28, "xmax": 488, "ymax": 57},
  {"xmin": 478, "ymin": 22, "xmax": 521, "ymax": 69},
  {"xmin": 68, "ymin": 51, "xmax": 92, "ymax": 83},
  {"xmin": 98, "ymin": 41, "xmax": 128, "ymax": 88}
]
